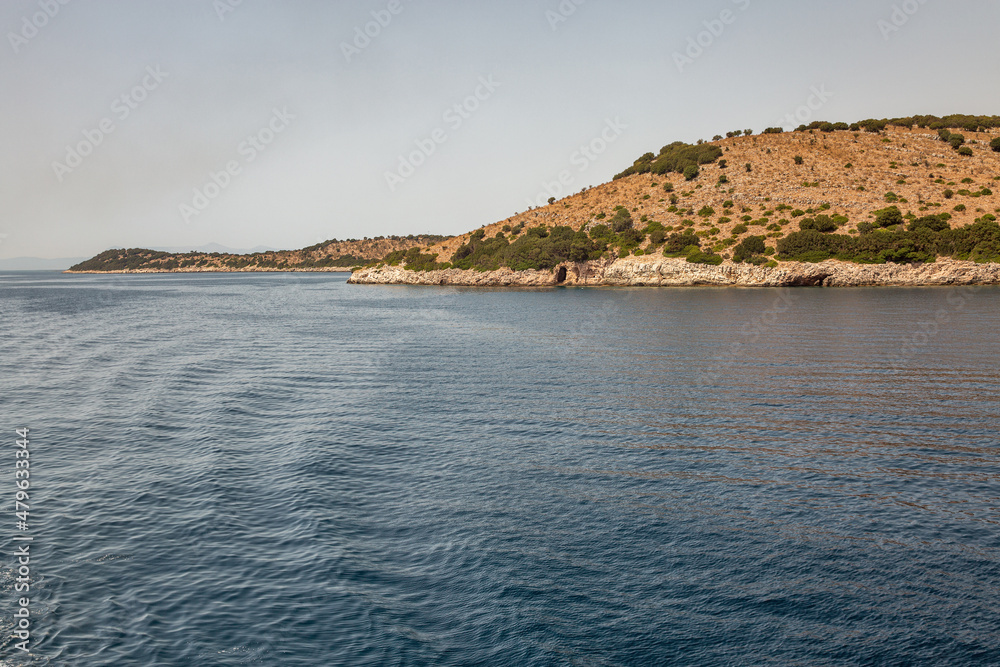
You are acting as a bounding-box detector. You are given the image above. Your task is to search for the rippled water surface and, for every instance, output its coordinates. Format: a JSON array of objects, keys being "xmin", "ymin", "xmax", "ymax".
[{"xmin": 1, "ymin": 272, "xmax": 999, "ymax": 665}]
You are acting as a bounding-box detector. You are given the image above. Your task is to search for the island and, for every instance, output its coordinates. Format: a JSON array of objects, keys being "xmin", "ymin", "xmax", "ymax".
[
  {"xmin": 66, "ymin": 236, "xmax": 448, "ymax": 274},
  {"xmin": 72, "ymin": 114, "xmax": 1000, "ymax": 287}
]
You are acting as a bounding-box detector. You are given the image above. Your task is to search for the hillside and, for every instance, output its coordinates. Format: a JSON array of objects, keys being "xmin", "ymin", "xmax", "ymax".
[
  {"xmin": 67, "ymin": 236, "xmax": 449, "ymax": 273},
  {"xmin": 353, "ymin": 114, "xmax": 1000, "ymax": 286}
]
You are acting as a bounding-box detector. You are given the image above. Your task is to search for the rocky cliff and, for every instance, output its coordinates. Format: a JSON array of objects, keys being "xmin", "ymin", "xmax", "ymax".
[{"xmin": 348, "ymin": 257, "xmax": 1000, "ymax": 288}]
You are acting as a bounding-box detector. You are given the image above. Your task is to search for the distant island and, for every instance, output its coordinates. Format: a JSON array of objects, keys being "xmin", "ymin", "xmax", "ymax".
[
  {"xmin": 67, "ymin": 236, "xmax": 448, "ymax": 273},
  {"xmin": 72, "ymin": 114, "xmax": 1000, "ymax": 287}
]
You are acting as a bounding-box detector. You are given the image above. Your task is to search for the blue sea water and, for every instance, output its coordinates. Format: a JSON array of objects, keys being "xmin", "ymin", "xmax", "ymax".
[{"xmin": 1, "ymin": 271, "xmax": 999, "ymax": 666}]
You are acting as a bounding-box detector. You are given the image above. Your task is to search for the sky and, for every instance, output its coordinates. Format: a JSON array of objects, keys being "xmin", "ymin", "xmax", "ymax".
[{"xmin": 2, "ymin": 0, "xmax": 999, "ymax": 261}]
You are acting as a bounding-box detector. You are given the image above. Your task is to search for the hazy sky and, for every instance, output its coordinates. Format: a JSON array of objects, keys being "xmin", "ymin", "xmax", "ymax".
[{"xmin": 2, "ymin": 0, "xmax": 999, "ymax": 259}]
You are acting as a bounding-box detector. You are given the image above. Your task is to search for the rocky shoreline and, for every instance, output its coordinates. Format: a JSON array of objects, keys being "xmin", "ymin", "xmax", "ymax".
[
  {"xmin": 64, "ymin": 267, "xmax": 353, "ymax": 274},
  {"xmin": 347, "ymin": 256, "xmax": 1000, "ymax": 288}
]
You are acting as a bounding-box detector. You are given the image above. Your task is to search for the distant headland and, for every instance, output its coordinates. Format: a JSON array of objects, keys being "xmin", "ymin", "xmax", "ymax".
[{"xmin": 66, "ymin": 236, "xmax": 447, "ymax": 274}]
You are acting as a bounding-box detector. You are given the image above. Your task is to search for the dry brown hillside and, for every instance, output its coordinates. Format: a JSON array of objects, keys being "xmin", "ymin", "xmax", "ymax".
[{"xmin": 420, "ymin": 126, "xmax": 999, "ymax": 262}]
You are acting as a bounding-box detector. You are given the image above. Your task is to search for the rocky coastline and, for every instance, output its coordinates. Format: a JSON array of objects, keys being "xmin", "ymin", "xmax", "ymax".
[
  {"xmin": 347, "ymin": 256, "xmax": 1000, "ymax": 288},
  {"xmin": 64, "ymin": 267, "xmax": 353, "ymax": 274}
]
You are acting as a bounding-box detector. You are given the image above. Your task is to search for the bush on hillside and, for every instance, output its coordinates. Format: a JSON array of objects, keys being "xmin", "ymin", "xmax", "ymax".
[
  {"xmin": 615, "ymin": 141, "xmax": 722, "ymax": 179},
  {"xmin": 450, "ymin": 225, "xmax": 607, "ymax": 271},
  {"xmin": 663, "ymin": 232, "xmax": 701, "ymax": 256},
  {"xmin": 799, "ymin": 215, "xmax": 839, "ymax": 232},
  {"xmin": 732, "ymin": 235, "xmax": 766, "ymax": 263},
  {"xmin": 908, "ymin": 215, "xmax": 950, "ymax": 233},
  {"xmin": 609, "ymin": 208, "xmax": 634, "ymax": 232},
  {"xmin": 991, "ymin": 137, "xmax": 1000, "ymax": 152},
  {"xmin": 684, "ymin": 164, "xmax": 700, "ymax": 181},
  {"xmin": 777, "ymin": 219, "xmax": 1000, "ymax": 265},
  {"xmin": 686, "ymin": 249, "xmax": 724, "ymax": 265},
  {"xmin": 874, "ymin": 206, "xmax": 904, "ymax": 228}
]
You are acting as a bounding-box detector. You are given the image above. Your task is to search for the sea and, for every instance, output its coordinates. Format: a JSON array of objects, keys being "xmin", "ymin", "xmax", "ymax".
[{"xmin": 1, "ymin": 271, "xmax": 998, "ymax": 666}]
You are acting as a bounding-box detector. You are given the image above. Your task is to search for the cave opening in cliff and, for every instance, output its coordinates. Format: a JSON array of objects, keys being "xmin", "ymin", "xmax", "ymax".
[{"xmin": 555, "ymin": 266, "xmax": 567, "ymax": 284}]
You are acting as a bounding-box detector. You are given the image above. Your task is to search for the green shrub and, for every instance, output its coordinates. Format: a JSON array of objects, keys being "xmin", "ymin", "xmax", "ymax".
[
  {"xmin": 954, "ymin": 204, "xmax": 967, "ymax": 212},
  {"xmin": 793, "ymin": 155, "xmax": 804, "ymax": 165},
  {"xmin": 686, "ymin": 249, "xmax": 724, "ymax": 265},
  {"xmin": 733, "ymin": 235, "xmax": 766, "ymax": 263},
  {"xmin": 718, "ymin": 174, "xmax": 729, "ymax": 185},
  {"xmin": 745, "ymin": 163, "xmax": 752, "ymax": 173},
  {"xmin": 616, "ymin": 141, "xmax": 723, "ymax": 179},
  {"xmin": 949, "ymin": 134, "xmax": 966, "ymax": 149},
  {"xmin": 799, "ymin": 215, "xmax": 839, "ymax": 232},
  {"xmin": 958, "ymin": 146, "xmax": 974, "ymax": 156},
  {"xmin": 663, "ymin": 182, "xmax": 674, "ymax": 192},
  {"xmin": 908, "ymin": 215, "xmax": 950, "ymax": 232},
  {"xmin": 402, "ymin": 247, "xmax": 447, "ymax": 272},
  {"xmin": 944, "ymin": 189, "xmax": 954, "ymax": 199},
  {"xmin": 939, "ymin": 129, "xmax": 952, "ymax": 142},
  {"xmin": 684, "ymin": 165, "xmax": 700, "ymax": 181},
  {"xmin": 731, "ymin": 223, "xmax": 749, "ymax": 235},
  {"xmin": 609, "ymin": 208, "xmax": 634, "ymax": 232},
  {"xmin": 991, "ymin": 137, "xmax": 1000, "ymax": 152},
  {"xmin": 874, "ymin": 206, "xmax": 904, "ymax": 228},
  {"xmin": 589, "ymin": 224, "xmax": 610, "ymax": 240},
  {"xmin": 884, "ymin": 192, "xmax": 899, "ymax": 203},
  {"xmin": 698, "ymin": 205, "xmax": 716, "ymax": 217},
  {"xmin": 663, "ymin": 232, "xmax": 701, "ymax": 256}
]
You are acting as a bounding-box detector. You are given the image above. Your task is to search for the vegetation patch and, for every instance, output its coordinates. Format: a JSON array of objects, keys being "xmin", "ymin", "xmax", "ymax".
[
  {"xmin": 615, "ymin": 141, "xmax": 723, "ymax": 180},
  {"xmin": 777, "ymin": 218, "xmax": 1000, "ymax": 264}
]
